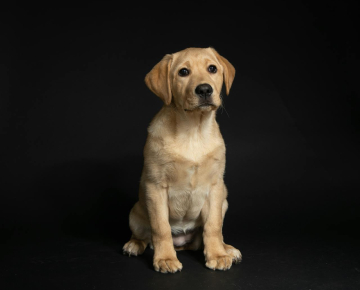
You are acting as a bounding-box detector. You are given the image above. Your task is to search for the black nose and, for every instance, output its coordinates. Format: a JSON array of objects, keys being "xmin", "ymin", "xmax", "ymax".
[{"xmin": 195, "ymin": 84, "xmax": 213, "ymax": 99}]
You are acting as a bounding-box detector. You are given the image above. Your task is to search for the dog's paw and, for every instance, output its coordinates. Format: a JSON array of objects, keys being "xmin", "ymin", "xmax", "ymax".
[
  {"xmin": 123, "ymin": 239, "xmax": 146, "ymax": 256},
  {"xmin": 224, "ymin": 244, "xmax": 242, "ymax": 264},
  {"xmin": 205, "ymin": 253, "xmax": 233, "ymax": 271},
  {"xmin": 153, "ymin": 257, "xmax": 183, "ymax": 273}
]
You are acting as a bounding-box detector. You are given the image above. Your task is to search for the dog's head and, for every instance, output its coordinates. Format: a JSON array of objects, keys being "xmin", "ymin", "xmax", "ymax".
[{"xmin": 145, "ymin": 47, "xmax": 235, "ymax": 112}]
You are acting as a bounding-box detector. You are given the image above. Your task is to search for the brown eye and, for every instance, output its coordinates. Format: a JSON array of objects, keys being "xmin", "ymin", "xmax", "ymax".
[
  {"xmin": 208, "ymin": 65, "xmax": 217, "ymax": 73},
  {"xmin": 178, "ymin": 68, "xmax": 190, "ymax": 77}
]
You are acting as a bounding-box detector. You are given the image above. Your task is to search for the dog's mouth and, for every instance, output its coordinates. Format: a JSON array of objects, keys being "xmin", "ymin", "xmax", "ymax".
[
  {"xmin": 198, "ymin": 103, "xmax": 214, "ymax": 107},
  {"xmin": 184, "ymin": 103, "xmax": 217, "ymax": 112}
]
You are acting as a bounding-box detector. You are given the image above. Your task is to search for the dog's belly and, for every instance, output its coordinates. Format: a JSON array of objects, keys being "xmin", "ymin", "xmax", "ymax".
[
  {"xmin": 171, "ymin": 227, "xmax": 200, "ymax": 247},
  {"xmin": 172, "ymin": 231, "xmax": 195, "ymax": 247}
]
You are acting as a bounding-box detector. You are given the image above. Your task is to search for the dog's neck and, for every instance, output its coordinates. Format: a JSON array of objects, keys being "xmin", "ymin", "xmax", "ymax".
[
  {"xmin": 148, "ymin": 105, "xmax": 219, "ymax": 142},
  {"xmin": 166, "ymin": 105, "xmax": 220, "ymax": 148},
  {"xmin": 147, "ymin": 105, "xmax": 222, "ymax": 160},
  {"xmin": 175, "ymin": 108, "xmax": 214, "ymax": 135}
]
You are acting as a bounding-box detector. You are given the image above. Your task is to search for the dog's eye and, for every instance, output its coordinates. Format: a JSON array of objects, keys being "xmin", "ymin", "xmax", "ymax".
[
  {"xmin": 208, "ymin": 65, "xmax": 217, "ymax": 73},
  {"xmin": 178, "ymin": 68, "xmax": 190, "ymax": 77}
]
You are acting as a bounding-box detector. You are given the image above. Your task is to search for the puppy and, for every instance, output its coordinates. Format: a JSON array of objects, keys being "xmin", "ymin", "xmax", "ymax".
[{"xmin": 123, "ymin": 47, "xmax": 241, "ymax": 273}]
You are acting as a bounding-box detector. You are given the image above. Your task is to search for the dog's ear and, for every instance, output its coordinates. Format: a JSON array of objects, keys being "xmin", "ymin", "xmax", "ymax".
[
  {"xmin": 209, "ymin": 48, "xmax": 235, "ymax": 95},
  {"xmin": 145, "ymin": 54, "xmax": 173, "ymax": 105}
]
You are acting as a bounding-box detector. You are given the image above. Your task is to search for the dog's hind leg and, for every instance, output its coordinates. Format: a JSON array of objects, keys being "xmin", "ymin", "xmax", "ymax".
[{"xmin": 123, "ymin": 201, "xmax": 151, "ymax": 256}]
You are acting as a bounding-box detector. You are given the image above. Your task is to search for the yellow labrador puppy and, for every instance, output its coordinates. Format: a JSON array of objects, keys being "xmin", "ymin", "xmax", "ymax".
[{"xmin": 123, "ymin": 47, "xmax": 241, "ymax": 273}]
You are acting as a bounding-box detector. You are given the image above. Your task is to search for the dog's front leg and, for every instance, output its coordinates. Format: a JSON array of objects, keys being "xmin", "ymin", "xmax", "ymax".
[
  {"xmin": 203, "ymin": 180, "xmax": 233, "ymax": 270},
  {"xmin": 145, "ymin": 182, "xmax": 183, "ymax": 273}
]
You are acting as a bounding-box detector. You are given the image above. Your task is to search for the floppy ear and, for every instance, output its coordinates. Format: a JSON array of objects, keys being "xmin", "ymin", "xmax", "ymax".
[
  {"xmin": 145, "ymin": 54, "xmax": 173, "ymax": 105},
  {"xmin": 210, "ymin": 48, "xmax": 235, "ymax": 95}
]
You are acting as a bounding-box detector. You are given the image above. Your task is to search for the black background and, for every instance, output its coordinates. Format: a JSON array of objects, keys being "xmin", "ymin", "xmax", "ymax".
[{"xmin": 2, "ymin": 1, "xmax": 360, "ymax": 289}]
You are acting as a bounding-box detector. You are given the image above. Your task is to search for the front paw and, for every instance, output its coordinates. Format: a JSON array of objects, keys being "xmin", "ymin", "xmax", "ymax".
[
  {"xmin": 224, "ymin": 243, "xmax": 242, "ymax": 264},
  {"xmin": 153, "ymin": 257, "xmax": 183, "ymax": 273},
  {"xmin": 205, "ymin": 253, "xmax": 233, "ymax": 271}
]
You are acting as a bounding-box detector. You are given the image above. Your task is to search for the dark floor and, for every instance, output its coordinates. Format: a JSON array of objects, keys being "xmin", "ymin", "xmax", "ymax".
[{"xmin": 1, "ymin": 220, "xmax": 359, "ymax": 290}]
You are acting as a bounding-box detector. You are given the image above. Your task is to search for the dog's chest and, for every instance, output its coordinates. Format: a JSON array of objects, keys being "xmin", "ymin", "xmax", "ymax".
[{"xmin": 166, "ymin": 148, "xmax": 224, "ymax": 221}]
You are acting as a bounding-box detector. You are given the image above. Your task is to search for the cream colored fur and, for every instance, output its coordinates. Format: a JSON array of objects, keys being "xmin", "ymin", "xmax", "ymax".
[{"xmin": 123, "ymin": 47, "xmax": 241, "ymax": 273}]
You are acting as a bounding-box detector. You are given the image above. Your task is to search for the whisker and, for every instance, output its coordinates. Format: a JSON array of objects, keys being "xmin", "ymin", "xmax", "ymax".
[{"xmin": 219, "ymin": 93, "xmax": 230, "ymax": 118}]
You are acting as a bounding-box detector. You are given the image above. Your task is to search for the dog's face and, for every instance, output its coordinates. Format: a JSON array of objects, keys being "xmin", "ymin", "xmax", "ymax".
[
  {"xmin": 145, "ymin": 47, "xmax": 235, "ymax": 112},
  {"xmin": 170, "ymin": 48, "xmax": 226, "ymax": 112}
]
